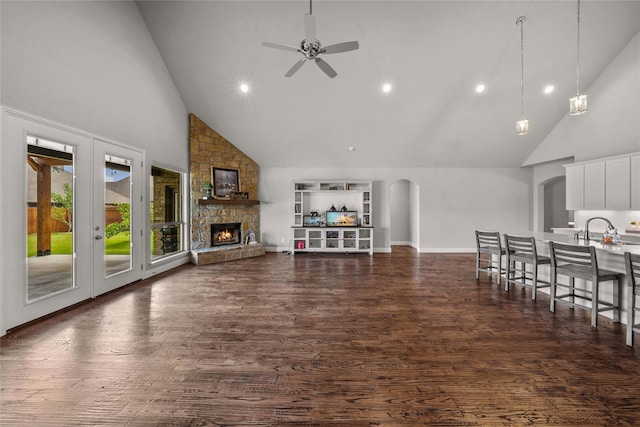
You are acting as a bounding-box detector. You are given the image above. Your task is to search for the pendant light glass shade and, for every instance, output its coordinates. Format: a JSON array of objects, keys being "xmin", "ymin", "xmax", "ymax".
[
  {"xmin": 569, "ymin": 93, "xmax": 588, "ymax": 115},
  {"xmin": 516, "ymin": 118, "xmax": 529, "ymax": 135},
  {"xmin": 516, "ymin": 16, "xmax": 528, "ymax": 135},
  {"xmin": 570, "ymin": 0, "xmax": 588, "ymax": 115}
]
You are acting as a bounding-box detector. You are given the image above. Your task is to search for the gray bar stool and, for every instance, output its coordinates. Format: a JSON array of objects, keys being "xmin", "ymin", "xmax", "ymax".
[
  {"xmin": 549, "ymin": 241, "xmax": 622, "ymax": 327},
  {"xmin": 504, "ymin": 234, "xmax": 550, "ymax": 300},
  {"xmin": 475, "ymin": 230, "xmax": 507, "ymax": 284},
  {"xmin": 625, "ymin": 252, "xmax": 640, "ymax": 346}
]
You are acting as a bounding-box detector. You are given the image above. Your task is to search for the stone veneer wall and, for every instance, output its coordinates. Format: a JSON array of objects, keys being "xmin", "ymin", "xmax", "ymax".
[{"xmin": 190, "ymin": 114, "xmax": 260, "ymax": 250}]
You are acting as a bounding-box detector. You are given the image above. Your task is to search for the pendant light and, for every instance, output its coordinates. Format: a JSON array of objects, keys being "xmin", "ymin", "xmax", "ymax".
[
  {"xmin": 516, "ymin": 16, "xmax": 529, "ymax": 135},
  {"xmin": 569, "ymin": 0, "xmax": 588, "ymax": 115}
]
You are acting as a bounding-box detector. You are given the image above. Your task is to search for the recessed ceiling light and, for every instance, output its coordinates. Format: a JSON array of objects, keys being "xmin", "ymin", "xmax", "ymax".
[
  {"xmin": 544, "ymin": 85, "xmax": 555, "ymax": 94},
  {"xmin": 240, "ymin": 83, "xmax": 249, "ymax": 93},
  {"xmin": 475, "ymin": 84, "xmax": 486, "ymax": 93},
  {"xmin": 348, "ymin": 146, "xmax": 356, "ymax": 152},
  {"xmin": 382, "ymin": 83, "xmax": 392, "ymax": 93}
]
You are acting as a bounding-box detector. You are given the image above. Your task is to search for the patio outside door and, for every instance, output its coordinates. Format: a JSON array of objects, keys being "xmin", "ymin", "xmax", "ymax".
[
  {"xmin": 92, "ymin": 140, "xmax": 143, "ymax": 296},
  {"xmin": 3, "ymin": 110, "xmax": 144, "ymax": 330}
]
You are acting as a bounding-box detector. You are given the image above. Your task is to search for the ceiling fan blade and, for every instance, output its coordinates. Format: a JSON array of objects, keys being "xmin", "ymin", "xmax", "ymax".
[
  {"xmin": 315, "ymin": 57, "xmax": 337, "ymax": 78},
  {"xmin": 285, "ymin": 58, "xmax": 307, "ymax": 77},
  {"xmin": 304, "ymin": 13, "xmax": 316, "ymax": 41},
  {"xmin": 321, "ymin": 41, "xmax": 360, "ymax": 54},
  {"xmin": 262, "ymin": 41, "xmax": 300, "ymax": 53}
]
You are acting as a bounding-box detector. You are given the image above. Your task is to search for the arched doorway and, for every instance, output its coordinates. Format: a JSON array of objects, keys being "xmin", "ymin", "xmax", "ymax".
[{"xmin": 541, "ymin": 176, "xmax": 571, "ymax": 232}]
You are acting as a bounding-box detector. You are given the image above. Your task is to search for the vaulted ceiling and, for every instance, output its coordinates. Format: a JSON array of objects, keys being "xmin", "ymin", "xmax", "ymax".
[{"xmin": 137, "ymin": 1, "xmax": 640, "ymax": 168}]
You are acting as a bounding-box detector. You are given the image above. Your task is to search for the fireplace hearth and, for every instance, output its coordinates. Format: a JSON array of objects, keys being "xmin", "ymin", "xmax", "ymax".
[{"xmin": 211, "ymin": 223, "xmax": 242, "ymax": 246}]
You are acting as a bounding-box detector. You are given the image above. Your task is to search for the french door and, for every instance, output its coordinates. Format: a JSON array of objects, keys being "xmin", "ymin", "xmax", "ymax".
[
  {"xmin": 93, "ymin": 140, "xmax": 143, "ymax": 296},
  {"xmin": 3, "ymin": 111, "xmax": 143, "ymax": 330}
]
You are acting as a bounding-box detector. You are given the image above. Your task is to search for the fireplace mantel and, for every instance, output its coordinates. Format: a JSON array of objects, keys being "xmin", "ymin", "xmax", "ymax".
[{"xmin": 197, "ymin": 199, "xmax": 260, "ymax": 206}]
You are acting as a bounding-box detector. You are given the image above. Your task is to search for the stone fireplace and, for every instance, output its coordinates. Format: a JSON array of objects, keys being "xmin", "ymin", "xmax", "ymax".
[
  {"xmin": 189, "ymin": 114, "xmax": 265, "ymax": 265},
  {"xmin": 211, "ymin": 222, "xmax": 242, "ymax": 246}
]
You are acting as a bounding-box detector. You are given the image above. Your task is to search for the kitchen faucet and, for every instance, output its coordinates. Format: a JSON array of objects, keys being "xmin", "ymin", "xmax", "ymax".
[{"xmin": 584, "ymin": 217, "xmax": 615, "ymax": 240}]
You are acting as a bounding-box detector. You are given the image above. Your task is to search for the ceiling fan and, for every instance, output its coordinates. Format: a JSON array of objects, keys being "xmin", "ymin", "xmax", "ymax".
[{"xmin": 262, "ymin": 0, "xmax": 359, "ymax": 78}]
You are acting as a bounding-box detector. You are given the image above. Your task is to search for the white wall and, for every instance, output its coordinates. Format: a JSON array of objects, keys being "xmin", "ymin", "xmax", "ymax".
[
  {"xmin": 523, "ymin": 31, "xmax": 640, "ymax": 166},
  {"xmin": 0, "ymin": 1, "xmax": 189, "ymax": 335},
  {"xmin": 260, "ymin": 166, "xmax": 532, "ymax": 253},
  {"xmin": 390, "ymin": 180, "xmax": 411, "ymax": 245},
  {"xmin": 0, "ymin": 0, "xmax": 188, "ymax": 166}
]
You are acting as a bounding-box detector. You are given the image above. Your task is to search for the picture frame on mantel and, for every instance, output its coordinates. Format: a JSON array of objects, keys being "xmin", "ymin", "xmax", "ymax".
[{"xmin": 212, "ymin": 167, "xmax": 239, "ymax": 198}]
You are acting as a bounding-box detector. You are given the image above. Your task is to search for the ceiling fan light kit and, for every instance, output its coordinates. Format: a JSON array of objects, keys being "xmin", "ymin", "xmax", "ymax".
[{"xmin": 262, "ymin": 0, "xmax": 359, "ymax": 78}]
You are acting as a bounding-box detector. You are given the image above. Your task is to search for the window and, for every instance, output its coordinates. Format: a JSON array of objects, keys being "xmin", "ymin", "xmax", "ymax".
[
  {"xmin": 150, "ymin": 166, "xmax": 184, "ymax": 259},
  {"xmin": 26, "ymin": 136, "xmax": 75, "ymax": 300}
]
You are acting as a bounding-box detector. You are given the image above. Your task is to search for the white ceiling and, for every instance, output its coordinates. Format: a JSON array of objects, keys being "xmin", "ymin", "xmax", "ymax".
[{"xmin": 137, "ymin": 1, "xmax": 640, "ymax": 168}]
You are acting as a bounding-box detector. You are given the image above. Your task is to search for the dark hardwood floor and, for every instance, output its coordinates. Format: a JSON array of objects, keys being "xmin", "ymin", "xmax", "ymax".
[{"xmin": 2, "ymin": 247, "xmax": 640, "ymax": 426}]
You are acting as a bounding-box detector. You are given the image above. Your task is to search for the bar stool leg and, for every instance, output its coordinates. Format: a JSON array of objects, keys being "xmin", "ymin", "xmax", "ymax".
[
  {"xmin": 627, "ymin": 282, "xmax": 635, "ymax": 346},
  {"xmin": 531, "ymin": 263, "xmax": 538, "ymax": 301},
  {"xmin": 504, "ymin": 258, "xmax": 512, "ymax": 291},
  {"xmin": 613, "ymin": 279, "xmax": 620, "ymax": 323},
  {"xmin": 550, "ymin": 271, "xmax": 557, "ymax": 313},
  {"xmin": 569, "ymin": 277, "xmax": 575, "ymax": 307},
  {"xmin": 592, "ymin": 279, "xmax": 599, "ymax": 328}
]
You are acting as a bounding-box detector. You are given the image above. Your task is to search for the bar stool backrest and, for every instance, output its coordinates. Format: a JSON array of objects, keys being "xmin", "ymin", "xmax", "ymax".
[
  {"xmin": 505, "ymin": 235, "xmax": 536, "ymax": 258},
  {"xmin": 549, "ymin": 242, "xmax": 597, "ymax": 281},
  {"xmin": 626, "ymin": 252, "xmax": 640, "ymax": 290},
  {"xmin": 475, "ymin": 231, "xmax": 502, "ymax": 254}
]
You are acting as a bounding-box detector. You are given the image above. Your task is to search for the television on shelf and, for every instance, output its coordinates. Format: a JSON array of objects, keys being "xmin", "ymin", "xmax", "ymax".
[
  {"xmin": 326, "ymin": 211, "xmax": 358, "ymax": 227},
  {"xmin": 303, "ymin": 215, "xmax": 322, "ymax": 227}
]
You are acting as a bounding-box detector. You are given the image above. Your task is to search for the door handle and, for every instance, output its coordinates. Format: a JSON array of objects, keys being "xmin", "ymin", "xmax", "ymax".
[{"xmin": 95, "ymin": 235, "xmax": 103, "ymax": 240}]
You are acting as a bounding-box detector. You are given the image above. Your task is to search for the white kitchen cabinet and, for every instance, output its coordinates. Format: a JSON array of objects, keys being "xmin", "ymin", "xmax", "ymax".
[
  {"xmin": 566, "ymin": 152, "xmax": 640, "ymax": 211},
  {"xmin": 632, "ymin": 155, "xmax": 640, "ymax": 210},
  {"xmin": 565, "ymin": 164, "xmax": 584, "ymax": 210},
  {"xmin": 584, "ymin": 162, "xmax": 605, "ymax": 210},
  {"xmin": 605, "ymin": 157, "xmax": 631, "ymax": 209}
]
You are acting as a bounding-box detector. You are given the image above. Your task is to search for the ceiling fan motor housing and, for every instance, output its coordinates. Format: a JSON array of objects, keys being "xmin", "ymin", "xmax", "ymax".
[{"xmin": 300, "ymin": 39, "xmax": 321, "ymax": 59}]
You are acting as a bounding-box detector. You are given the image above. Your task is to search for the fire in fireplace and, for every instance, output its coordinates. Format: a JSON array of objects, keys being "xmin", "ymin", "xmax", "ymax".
[{"xmin": 211, "ymin": 223, "xmax": 242, "ymax": 246}]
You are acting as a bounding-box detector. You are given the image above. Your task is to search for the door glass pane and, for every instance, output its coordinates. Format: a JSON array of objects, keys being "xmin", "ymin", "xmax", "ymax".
[
  {"xmin": 26, "ymin": 136, "xmax": 74, "ymax": 301},
  {"xmin": 104, "ymin": 155, "xmax": 132, "ymax": 277},
  {"xmin": 150, "ymin": 166, "xmax": 183, "ymax": 259}
]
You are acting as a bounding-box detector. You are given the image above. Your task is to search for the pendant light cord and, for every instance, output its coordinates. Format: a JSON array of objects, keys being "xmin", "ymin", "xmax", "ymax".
[
  {"xmin": 576, "ymin": 0, "xmax": 581, "ymax": 96},
  {"xmin": 310, "ymin": 0, "xmax": 312, "ymax": 15},
  {"xmin": 517, "ymin": 16, "xmax": 525, "ymax": 119}
]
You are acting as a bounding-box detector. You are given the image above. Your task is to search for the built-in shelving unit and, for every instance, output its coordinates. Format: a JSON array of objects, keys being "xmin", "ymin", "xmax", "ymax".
[{"xmin": 292, "ymin": 180, "xmax": 373, "ymax": 255}]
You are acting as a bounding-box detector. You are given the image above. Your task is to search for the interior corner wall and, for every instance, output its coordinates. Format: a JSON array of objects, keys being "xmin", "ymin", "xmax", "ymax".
[
  {"xmin": 523, "ymin": 31, "xmax": 640, "ymax": 166},
  {"xmin": 259, "ymin": 166, "xmax": 532, "ymax": 253},
  {"xmin": 390, "ymin": 180, "xmax": 411, "ymax": 244}
]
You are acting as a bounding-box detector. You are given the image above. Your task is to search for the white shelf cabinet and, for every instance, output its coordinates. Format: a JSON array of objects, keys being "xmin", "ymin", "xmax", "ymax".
[
  {"xmin": 292, "ymin": 227, "xmax": 373, "ymax": 255},
  {"xmin": 292, "ymin": 180, "xmax": 373, "ymax": 255}
]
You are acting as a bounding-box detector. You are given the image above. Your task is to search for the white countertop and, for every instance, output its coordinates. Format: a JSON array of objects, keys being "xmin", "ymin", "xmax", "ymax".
[{"xmin": 505, "ymin": 230, "xmax": 640, "ymax": 257}]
